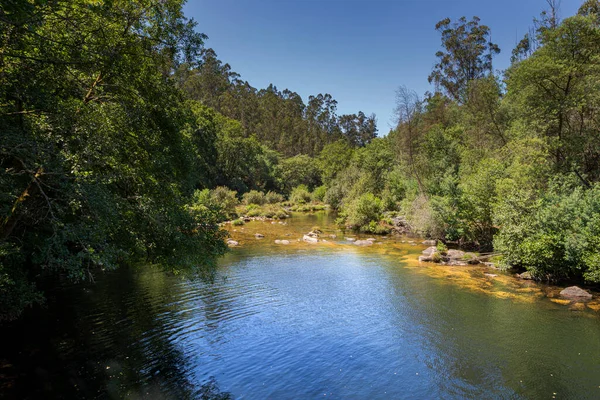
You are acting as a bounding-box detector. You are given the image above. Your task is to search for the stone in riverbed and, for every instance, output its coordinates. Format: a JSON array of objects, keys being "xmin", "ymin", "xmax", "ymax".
[
  {"xmin": 226, "ymin": 239, "xmax": 239, "ymax": 247},
  {"xmin": 354, "ymin": 240, "xmax": 373, "ymax": 246},
  {"xmin": 422, "ymin": 240, "xmax": 437, "ymax": 246},
  {"xmin": 446, "ymin": 249, "xmax": 465, "ymax": 259},
  {"xmin": 303, "ymin": 234, "xmax": 318, "ymax": 243},
  {"xmin": 560, "ymin": 286, "xmax": 593, "ymax": 300},
  {"xmin": 345, "ymin": 237, "xmax": 356, "ymax": 242},
  {"xmin": 255, "ymin": 233, "xmax": 264, "ymax": 239},
  {"xmin": 275, "ymin": 240, "xmax": 290, "ymax": 245},
  {"xmin": 422, "ymin": 246, "xmax": 437, "ymax": 256}
]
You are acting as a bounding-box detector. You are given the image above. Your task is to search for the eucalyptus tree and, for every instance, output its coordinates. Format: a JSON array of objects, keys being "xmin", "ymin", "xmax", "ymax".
[{"xmin": 428, "ymin": 16, "xmax": 500, "ymax": 104}]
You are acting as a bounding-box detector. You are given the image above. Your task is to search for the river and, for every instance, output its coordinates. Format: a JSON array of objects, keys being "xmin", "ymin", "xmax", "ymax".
[{"xmin": 2, "ymin": 212, "xmax": 599, "ymax": 399}]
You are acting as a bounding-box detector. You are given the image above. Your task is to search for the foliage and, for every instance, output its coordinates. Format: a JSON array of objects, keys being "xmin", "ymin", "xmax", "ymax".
[
  {"xmin": 289, "ymin": 185, "xmax": 312, "ymax": 205},
  {"xmin": 342, "ymin": 193, "xmax": 384, "ymax": 231},
  {"xmin": 276, "ymin": 155, "xmax": 321, "ymax": 194},
  {"xmin": 312, "ymin": 185, "xmax": 327, "ymax": 202},
  {"xmin": 429, "ymin": 16, "xmax": 500, "ymax": 103},
  {"xmin": 265, "ymin": 191, "xmax": 285, "ymax": 204},
  {"xmin": 0, "ymin": 0, "xmax": 227, "ymax": 319},
  {"xmin": 242, "ymin": 190, "xmax": 266, "ymax": 205}
]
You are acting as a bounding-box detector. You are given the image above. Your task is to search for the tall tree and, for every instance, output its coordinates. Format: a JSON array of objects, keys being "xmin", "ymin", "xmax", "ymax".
[{"xmin": 428, "ymin": 16, "xmax": 500, "ymax": 103}]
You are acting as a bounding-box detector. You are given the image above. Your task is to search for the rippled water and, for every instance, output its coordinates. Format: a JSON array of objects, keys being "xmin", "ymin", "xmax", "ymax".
[{"xmin": 2, "ymin": 213, "xmax": 600, "ymax": 399}]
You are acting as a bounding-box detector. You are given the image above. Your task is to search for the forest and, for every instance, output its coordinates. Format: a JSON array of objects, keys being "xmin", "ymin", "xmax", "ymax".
[{"xmin": 2, "ymin": 0, "xmax": 600, "ymax": 320}]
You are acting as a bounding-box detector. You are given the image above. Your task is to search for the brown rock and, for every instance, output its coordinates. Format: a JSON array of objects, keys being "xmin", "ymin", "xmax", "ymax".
[{"xmin": 560, "ymin": 286, "xmax": 593, "ymax": 300}]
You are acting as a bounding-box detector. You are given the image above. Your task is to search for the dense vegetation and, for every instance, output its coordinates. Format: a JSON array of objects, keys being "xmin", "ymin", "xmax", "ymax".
[{"xmin": 2, "ymin": 0, "xmax": 600, "ymax": 320}]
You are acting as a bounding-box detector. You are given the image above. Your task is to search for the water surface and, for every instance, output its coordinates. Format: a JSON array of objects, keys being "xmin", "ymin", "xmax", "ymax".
[{"xmin": 2, "ymin": 212, "xmax": 599, "ymax": 399}]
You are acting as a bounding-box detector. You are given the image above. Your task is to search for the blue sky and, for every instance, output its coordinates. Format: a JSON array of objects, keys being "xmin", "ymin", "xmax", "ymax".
[{"xmin": 184, "ymin": 0, "xmax": 582, "ymax": 133}]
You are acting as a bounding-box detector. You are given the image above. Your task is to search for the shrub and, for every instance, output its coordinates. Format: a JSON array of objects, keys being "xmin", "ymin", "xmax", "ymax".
[
  {"xmin": 265, "ymin": 191, "xmax": 284, "ymax": 204},
  {"xmin": 436, "ymin": 241, "xmax": 448, "ymax": 255},
  {"xmin": 242, "ymin": 190, "xmax": 266, "ymax": 205},
  {"xmin": 312, "ymin": 185, "xmax": 327, "ymax": 202},
  {"xmin": 344, "ymin": 193, "xmax": 383, "ymax": 229},
  {"xmin": 211, "ymin": 186, "xmax": 239, "ymax": 218},
  {"xmin": 290, "ymin": 185, "xmax": 312, "ymax": 204},
  {"xmin": 231, "ymin": 219, "xmax": 245, "ymax": 226}
]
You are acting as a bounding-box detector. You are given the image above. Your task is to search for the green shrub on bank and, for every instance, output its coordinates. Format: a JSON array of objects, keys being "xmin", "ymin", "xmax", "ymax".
[
  {"xmin": 265, "ymin": 191, "xmax": 284, "ymax": 204},
  {"xmin": 343, "ymin": 193, "xmax": 384, "ymax": 231},
  {"xmin": 243, "ymin": 190, "xmax": 266, "ymax": 205},
  {"xmin": 312, "ymin": 185, "xmax": 327, "ymax": 202},
  {"xmin": 290, "ymin": 185, "xmax": 312, "ymax": 204},
  {"xmin": 494, "ymin": 178, "xmax": 600, "ymax": 282}
]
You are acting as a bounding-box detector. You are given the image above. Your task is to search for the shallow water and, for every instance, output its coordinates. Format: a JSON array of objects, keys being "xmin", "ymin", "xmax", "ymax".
[{"xmin": 2, "ymin": 212, "xmax": 600, "ymax": 399}]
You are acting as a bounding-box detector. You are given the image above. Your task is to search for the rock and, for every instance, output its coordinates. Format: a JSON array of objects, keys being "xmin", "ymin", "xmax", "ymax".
[
  {"xmin": 226, "ymin": 240, "xmax": 239, "ymax": 247},
  {"xmin": 408, "ymin": 240, "xmax": 416, "ymax": 244},
  {"xmin": 255, "ymin": 233, "xmax": 264, "ymax": 239},
  {"xmin": 463, "ymin": 253, "xmax": 480, "ymax": 264},
  {"xmin": 518, "ymin": 271, "xmax": 534, "ymax": 280},
  {"xmin": 446, "ymin": 249, "xmax": 465, "ymax": 259},
  {"xmin": 483, "ymin": 262, "xmax": 497, "ymax": 269},
  {"xmin": 418, "ymin": 255, "xmax": 433, "ymax": 262},
  {"xmin": 366, "ymin": 238, "xmax": 376, "ymax": 242},
  {"xmin": 354, "ymin": 240, "xmax": 374, "ymax": 246},
  {"xmin": 303, "ymin": 234, "xmax": 318, "ymax": 243},
  {"xmin": 484, "ymin": 273, "xmax": 498, "ymax": 278},
  {"xmin": 422, "ymin": 246, "xmax": 437, "ymax": 256},
  {"xmin": 345, "ymin": 237, "xmax": 356, "ymax": 242},
  {"xmin": 560, "ymin": 286, "xmax": 593, "ymax": 300},
  {"xmin": 329, "ymin": 234, "xmax": 337, "ymax": 239},
  {"xmin": 446, "ymin": 260, "xmax": 468, "ymax": 266},
  {"xmin": 275, "ymin": 240, "xmax": 290, "ymax": 245},
  {"xmin": 422, "ymin": 240, "xmax": 437, "ymax": 246},
  {"xmin": 306, "ymin": 231, "xmax": 319, "ymax": 238}
]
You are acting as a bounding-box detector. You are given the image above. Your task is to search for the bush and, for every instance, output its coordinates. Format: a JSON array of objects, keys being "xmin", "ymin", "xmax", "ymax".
[
  {"xmin": 344, "ymin": 193, "xmax": 383, "ymax": 229},
  {"xmin": 493, "ymin": 178, "xmax": 600, "ymax": 282},
  {"xmin": 211, "ymin": 186, "xmax": 239, "ymax": 218},
  {"xmin": 242, "ymin": 190, "xmax": 266, "ymax": 205},
  {"xmin": 312, "ymin": 185, "xmax": 327, "ymax": 202},
  {"xmin": 265, "ymin": 191, "xmax": 284, "ymax": 204},
  {"xmin": 231, "ymin": 219, "xmax": 245, "ymax": 226},
  {"xmin": 290, "ymin": 185, "xmax": 312, "ymax": 204}
]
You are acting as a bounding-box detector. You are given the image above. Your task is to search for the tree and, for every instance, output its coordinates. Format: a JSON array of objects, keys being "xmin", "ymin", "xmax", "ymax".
[
  {"xmin": 428, "ymin": 16, "xmax": 500, "ymax": 103},
  {"xmin": 0, "ymin": 0, "xmax": 226, "ymax": 319}
]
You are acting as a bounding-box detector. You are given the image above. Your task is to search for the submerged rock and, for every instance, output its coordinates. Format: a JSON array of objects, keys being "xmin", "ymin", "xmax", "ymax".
[
  {"xmin": 275, "ymin": 239, "xmax": 290, "ymax": 245},
  {"xmin": 422, "ymin": 240, "xmax": 437, "ymax": 246},
  {"xmin": 484, "ymin": 273, "xmax": 498, "ymax": 278},
  {"xmin": 303, "ymin": 234, "xmax": 318, "ymax": 243},
  {"xmin": 345, "ymin": 237, "xmax": 356, "ymax": 242},
  {"xmin": 226, "ymin": 239, "xmax": 239, "ymax": 247},
  {"xmin": 255, "ymin": 233, "xmax": 265, "ymax": 239},
  {"xmin": 560, "ymin": 286, "xmax": 593, "ymax": 300},
  {"xmin": 354, "ymin": 240, "xmax": 374, "ymax": 246}
]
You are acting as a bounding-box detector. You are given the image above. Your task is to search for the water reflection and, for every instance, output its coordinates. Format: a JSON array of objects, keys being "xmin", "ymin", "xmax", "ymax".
[{"xmin": 1, "ymin": 213, "xmax": 599, "ymax": 399}]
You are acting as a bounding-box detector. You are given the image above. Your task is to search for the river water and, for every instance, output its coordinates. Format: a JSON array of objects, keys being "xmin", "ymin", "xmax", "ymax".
[{"xmin": 2, "ymin": 212, "xmax": 600, "ymax": 399}]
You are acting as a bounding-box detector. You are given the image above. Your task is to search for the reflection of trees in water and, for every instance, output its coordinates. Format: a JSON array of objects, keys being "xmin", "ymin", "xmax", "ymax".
[{"xmin": 0, "ymin": 266, "xmax": 231, "ymax": 399}]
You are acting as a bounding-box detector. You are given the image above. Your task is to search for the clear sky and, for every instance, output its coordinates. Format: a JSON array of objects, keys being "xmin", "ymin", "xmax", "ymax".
[{"xmin": 184, "ymin": 0, "xmax": 582, "ymax": 133}]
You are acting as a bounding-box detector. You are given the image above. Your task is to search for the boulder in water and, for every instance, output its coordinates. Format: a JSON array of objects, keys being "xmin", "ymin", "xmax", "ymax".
[
  {"xmin": 354, "ymin": 240, "xmax": 374, "ymax": 246},
  {"xmin": 275, "ymin": 240, "xmax": 290, "ymax": 245},
  {"xmin": 560, "ymin": 286, "xmax": 593, "ymax": 300},
  {"xmin": 303, "ymin": 234, "xmax": 318, "ymax": 243}
]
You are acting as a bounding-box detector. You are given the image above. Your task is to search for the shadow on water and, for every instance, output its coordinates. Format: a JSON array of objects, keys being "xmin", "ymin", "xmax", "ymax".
[{"xmin": 0, "ymin": 266, "xmax": 232, "ymax": 399}]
